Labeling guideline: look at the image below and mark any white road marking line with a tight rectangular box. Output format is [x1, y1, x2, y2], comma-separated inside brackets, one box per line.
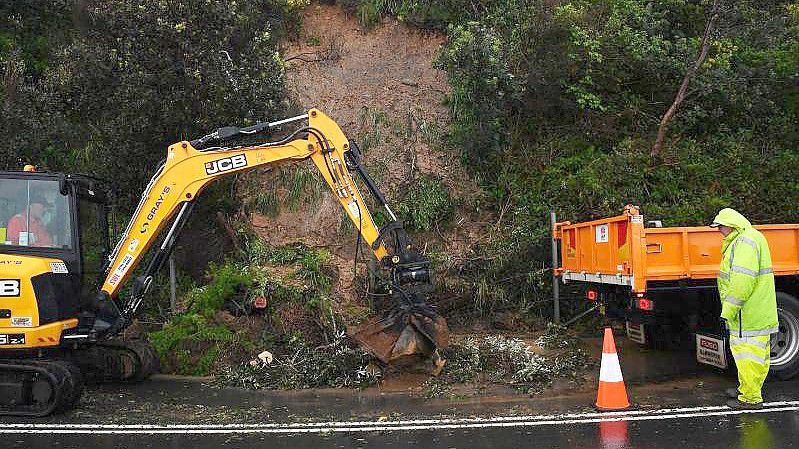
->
[6, 401, 799, 429]
[2, 401, 799, 434]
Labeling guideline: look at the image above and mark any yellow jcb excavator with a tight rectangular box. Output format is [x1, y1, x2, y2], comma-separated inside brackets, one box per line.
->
[0, 109, 448, 416]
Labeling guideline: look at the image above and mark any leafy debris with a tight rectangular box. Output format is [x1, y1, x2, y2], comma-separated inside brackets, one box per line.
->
[216, 332, 380, 390]
[429, 324, 593, 396]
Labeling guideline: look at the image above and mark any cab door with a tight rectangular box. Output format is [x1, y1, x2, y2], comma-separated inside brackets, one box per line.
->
[76, 192, 110, 305]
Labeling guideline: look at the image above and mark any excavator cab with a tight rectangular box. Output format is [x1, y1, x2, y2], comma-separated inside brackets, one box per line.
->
[0, 170, 127, 416]
[0, 170, 111, 345]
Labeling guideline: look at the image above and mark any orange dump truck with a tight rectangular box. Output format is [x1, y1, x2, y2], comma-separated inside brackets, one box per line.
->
[553, 205, 799, 379]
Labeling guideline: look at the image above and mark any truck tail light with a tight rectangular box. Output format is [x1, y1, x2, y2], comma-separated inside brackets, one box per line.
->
[637, 298, 654, 311]
[587, 289, 598, 301]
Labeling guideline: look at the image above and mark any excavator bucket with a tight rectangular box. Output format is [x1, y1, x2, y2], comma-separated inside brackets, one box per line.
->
[350, 294, 449, 364]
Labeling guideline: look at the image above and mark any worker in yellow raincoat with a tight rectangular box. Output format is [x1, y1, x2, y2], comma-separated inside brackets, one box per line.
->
[711, 208, 778, 409]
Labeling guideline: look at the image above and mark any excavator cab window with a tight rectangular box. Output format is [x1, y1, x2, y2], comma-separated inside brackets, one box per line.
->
[0, 177, 73, 249]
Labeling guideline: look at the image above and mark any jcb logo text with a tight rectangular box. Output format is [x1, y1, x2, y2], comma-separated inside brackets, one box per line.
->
[0, 280, 20, 297]
[205, 154, 247, 175]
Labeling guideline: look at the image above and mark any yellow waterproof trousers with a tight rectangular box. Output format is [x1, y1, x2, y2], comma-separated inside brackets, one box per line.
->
[730, 335, 771, 404]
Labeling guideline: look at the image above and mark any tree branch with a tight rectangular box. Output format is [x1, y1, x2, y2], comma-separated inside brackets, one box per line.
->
[651, 0, 721, 158]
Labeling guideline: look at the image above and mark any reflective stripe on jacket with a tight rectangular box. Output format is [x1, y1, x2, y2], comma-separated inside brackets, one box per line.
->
[714, 208, 778, 336]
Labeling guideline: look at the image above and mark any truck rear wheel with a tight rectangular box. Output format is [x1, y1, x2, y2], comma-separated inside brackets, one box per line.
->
[770, 292, 799, 380]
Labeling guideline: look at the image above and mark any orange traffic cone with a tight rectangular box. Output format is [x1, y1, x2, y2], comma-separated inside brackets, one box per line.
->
[596, 327, 630, 410]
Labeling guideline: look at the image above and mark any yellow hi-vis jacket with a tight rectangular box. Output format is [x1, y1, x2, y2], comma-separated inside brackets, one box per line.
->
[714, 208, 778, 337]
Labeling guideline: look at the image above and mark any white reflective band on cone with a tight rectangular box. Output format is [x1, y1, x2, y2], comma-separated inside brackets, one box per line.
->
[599, 353, 624, 382]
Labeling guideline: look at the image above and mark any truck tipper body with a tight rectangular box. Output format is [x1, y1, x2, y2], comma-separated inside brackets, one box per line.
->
[553, 206, 799, 379]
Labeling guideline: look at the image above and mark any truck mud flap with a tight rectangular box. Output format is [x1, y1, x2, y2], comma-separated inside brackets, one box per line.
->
[626, 321, 646, 345]
[695, 333, 728, 369]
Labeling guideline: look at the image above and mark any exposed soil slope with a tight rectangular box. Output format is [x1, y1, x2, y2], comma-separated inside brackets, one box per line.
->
[250, 3, 489, 313]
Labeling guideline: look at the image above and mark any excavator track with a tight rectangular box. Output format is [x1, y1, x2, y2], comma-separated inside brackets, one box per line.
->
[0, 339, 157, 417]
[73, 338, 160, 383]
[0, 359, 83, 417]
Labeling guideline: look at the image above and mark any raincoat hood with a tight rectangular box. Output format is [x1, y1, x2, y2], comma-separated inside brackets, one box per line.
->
[712, 208, 751, 231]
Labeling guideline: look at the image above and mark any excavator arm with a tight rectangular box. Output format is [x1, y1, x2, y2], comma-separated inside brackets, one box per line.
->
[96, 109, 447, 363]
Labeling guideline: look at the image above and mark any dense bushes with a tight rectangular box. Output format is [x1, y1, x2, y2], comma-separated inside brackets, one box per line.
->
[148, 262, 255, 375]
[0, 0, 306, 208]
[436, 1, 798, 159]
[441, 1, 798, 316]
[0, 0, 309, 324]
[341, 0, 799, 317]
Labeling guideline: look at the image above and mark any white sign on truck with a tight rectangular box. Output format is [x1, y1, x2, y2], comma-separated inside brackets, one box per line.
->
[595, 224, 609, 243]
[696, 334, 728, 369]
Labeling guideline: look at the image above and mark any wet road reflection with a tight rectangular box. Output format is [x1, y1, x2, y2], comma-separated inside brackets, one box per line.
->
[599, 420, 629, 449]
[738, 415, 774, 449]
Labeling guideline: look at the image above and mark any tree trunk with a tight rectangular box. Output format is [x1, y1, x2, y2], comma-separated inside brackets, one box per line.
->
[216, 211, 241, 252]
[651, 0, 721, 158]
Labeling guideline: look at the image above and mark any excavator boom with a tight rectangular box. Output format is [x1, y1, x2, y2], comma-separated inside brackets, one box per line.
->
[0, 109, 446, 417]
[98, 108, 447, 363]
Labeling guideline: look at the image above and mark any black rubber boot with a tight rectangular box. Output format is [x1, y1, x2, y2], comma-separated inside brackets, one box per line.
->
[726, 399, 763, 410]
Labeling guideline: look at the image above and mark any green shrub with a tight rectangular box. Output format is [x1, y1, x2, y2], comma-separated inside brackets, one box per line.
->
[396, 175, 455, 231]
[357, 1, 382, 28]
[147, 260, 259, 375]
[148, 313, 238, 375]
[187, 263, 254, 316]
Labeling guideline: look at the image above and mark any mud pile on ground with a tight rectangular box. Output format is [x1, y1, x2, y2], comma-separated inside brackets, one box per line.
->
[149, 242, 593, 392]
[213, 322, 594, 395]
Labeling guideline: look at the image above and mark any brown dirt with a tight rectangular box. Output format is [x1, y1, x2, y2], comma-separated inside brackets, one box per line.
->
[284, 4, 449, 148]
[248, 3, 493, 313]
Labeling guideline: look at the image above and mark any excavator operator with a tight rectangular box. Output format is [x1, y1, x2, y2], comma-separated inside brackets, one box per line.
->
[7, 192, 54, 247]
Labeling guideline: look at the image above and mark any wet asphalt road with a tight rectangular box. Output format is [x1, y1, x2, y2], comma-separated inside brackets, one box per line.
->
[5, 338, 799, 448]
[5, 406, 798, 449]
